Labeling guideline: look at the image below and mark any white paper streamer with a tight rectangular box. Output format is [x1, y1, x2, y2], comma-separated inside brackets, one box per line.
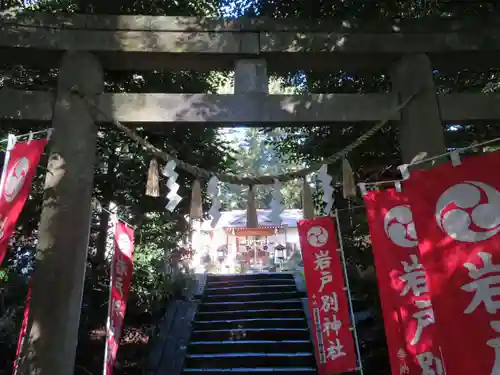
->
[358, 182, 368, 197]
[270, 178, 282, 225]
[398, 164, 410, 180]
[207, 176, 222, 228]
[450, 150, 462, 167]
[318, 164, 334, 214]
[162, 160, 182, 212]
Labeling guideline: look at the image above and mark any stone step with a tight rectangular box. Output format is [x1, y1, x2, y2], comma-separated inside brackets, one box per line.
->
[203, 291, 301, 303]
[193, 317, 309, 330]
[184, 352, 316, 369]
[182, 367, 317, 374]
[187, 340, 314, 355]
[182, 273, 317, 375]
[190, 328, 311, 342]
[207, 273, 294, 282]
[196, 308, 305, 320]
[205, 283, 297, 295]
[198, 299, 303, 312]
[206, 278, 295, 288]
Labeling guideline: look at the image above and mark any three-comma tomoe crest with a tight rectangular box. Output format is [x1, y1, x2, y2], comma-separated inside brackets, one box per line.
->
[307, 226, 329, 248]
[4, 157, 30, 203]
[435, 181, 500, 243]
[384, 205, 418, 248]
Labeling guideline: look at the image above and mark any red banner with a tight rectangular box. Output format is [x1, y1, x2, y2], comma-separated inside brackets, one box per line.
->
[104, 220, 134, 375]
[12, 283, 31, 375]
[364, 187, 445, 375]
[0, 138, 47, 265]
[298, 216, 357, 375]
[403, 150, 500, 375]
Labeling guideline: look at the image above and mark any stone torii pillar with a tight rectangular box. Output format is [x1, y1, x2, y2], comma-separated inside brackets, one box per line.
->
[234, 59, 268, 94]
[234, 59, 269, 126]
[390, 54, 446, 164]
[18, 51, 103, 375]
[232, 59, 269, 272]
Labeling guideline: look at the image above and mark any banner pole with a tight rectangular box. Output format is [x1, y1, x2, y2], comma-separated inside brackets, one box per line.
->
[102, 217, 118, 375]
[334, 209, 364, 375]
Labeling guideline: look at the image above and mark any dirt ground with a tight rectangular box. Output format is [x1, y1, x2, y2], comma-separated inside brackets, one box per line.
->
[75, 321, 153, 375]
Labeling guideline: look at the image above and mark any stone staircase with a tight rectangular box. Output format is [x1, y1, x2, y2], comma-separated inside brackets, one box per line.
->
[182, 273, 317, 375]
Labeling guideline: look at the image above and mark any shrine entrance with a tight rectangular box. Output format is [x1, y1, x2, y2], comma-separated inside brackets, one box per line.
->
[199, 209, 302, 274]
[229, 227, 286, 271]
[2, 10, 500, 375]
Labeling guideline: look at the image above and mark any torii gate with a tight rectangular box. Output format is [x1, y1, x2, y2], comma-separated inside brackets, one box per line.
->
[2, 12, 500, 374]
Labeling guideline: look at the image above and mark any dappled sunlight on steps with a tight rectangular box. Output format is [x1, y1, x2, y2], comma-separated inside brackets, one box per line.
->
[182, 273, 318, 375]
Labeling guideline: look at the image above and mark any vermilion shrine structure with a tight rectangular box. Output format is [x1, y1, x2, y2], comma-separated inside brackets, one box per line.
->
[1, 12, 500, 374]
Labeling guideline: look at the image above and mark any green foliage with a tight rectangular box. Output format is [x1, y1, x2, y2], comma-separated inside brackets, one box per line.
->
[131, 243, 166, 306]
[221, 127, 303, 209]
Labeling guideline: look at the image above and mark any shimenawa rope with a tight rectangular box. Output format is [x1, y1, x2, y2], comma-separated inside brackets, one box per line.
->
[71, 88, 418, 186]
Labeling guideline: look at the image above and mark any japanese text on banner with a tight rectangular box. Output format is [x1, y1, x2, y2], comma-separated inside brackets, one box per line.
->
[0, 139, 47, 265]
[298, 216, 357, 375]
[364, 188, 445, 375]
[104, 221, 134, 375]
[403, 150, 500, 375]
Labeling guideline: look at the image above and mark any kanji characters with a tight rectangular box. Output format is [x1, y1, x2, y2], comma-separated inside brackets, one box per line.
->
[305, 231, 354, 369]
[319, 271, 333, 292]
[321, 292, 339, 313]
[114, 253, 129, 297]
[397, 347, 410, 374]
[397, 348, 407, 359]
[313, 250, 334, 292]
[326, 338, 346, 361]
[115, 256, 128, 277]
[462, 252, 500, 314]
[112, 299, 124, 319]
[314, 250, 332, 271]
[115, 277, 124, 297]
[416, 352, 444, 375]
[398, 252, 435, 346]
[323, 315, 342, 336]
[106, 338, 117, 364]
[400, 254, 428, 297]
[487, 321, 500, 375]
[399, 363, 410, 374]
[461, 252, 500, 375]
[411, 300, 435, 345]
